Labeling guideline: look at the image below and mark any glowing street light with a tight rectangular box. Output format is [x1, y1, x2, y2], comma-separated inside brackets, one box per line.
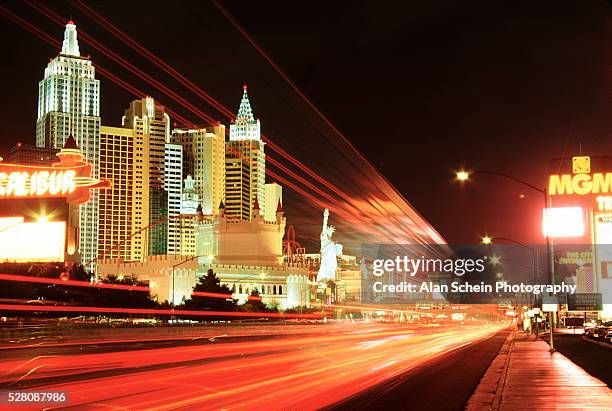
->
[478, 234, 539, 336]
[455, 170, 471, 182]
[488, 253, 502, 266]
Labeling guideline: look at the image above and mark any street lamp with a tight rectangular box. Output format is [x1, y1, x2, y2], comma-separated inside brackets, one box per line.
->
[84, 213, 197, 272]
[455, 170, 471, 182]
[456, 168, 556, 352]
[481, 235, 539, 336]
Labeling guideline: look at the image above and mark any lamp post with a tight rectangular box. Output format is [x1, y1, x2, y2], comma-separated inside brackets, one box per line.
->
[83, 213, 198, 281]
[457, 169, 556, 352]
[482, 235, 538, 336]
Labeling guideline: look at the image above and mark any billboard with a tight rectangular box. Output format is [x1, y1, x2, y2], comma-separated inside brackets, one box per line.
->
[0, 217, 66, 262]
[567, 293, 603, 311]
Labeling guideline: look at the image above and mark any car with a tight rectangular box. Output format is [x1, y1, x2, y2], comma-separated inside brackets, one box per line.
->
[592, 321, 612, 340]
[584, 320, 600, 338]
[605, 330, 612, 344]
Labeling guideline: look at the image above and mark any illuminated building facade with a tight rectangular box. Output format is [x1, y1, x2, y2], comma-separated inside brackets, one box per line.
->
[228, 86, 266, 219]
[97, 255, 199, 304]
[122, 97, 171, 257]
[180, 175, 200, 214]
[265, 183, 282, 222]
[165, 143, 183, 255]
[178, 176, 200, 256]
[194, 200, 309, 308]
[547, 155, 612, 319]
[8, 144, 59, 166]
[224, 152, 251, 220]
[171, 125, 225, 216]
[35, 21, 101, 267]
[0, 137, 110, 264]
[98, 126, 136, 260]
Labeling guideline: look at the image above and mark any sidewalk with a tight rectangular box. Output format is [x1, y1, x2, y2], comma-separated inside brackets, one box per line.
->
[467, 331, 612, 410]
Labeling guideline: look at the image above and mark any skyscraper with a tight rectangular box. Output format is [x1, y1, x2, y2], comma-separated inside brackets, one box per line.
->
[122, 97, 171, 256]
[98, 126, 136, 260]
[171, 125, 225, 216]
[178, 175, 200, 256]
[36, 21, 101, 267]
[224, 154, 251, 220]
[165, 143, 183, 255]
[227, 85, 266, 219]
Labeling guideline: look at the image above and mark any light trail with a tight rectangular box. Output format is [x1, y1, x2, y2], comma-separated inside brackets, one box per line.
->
[0, 304, 323, 320]
[4, 2, 449, 248]
[0, 273, 149, 292]
[0, 322, 506, 409]
[0, 3, 375, 238]
[210, 0, 448, 246]
[0, 272, 491, 319]
[26, 0, 377, 232]
[39, 0, 432, 244]
[70, 0, 364, 209]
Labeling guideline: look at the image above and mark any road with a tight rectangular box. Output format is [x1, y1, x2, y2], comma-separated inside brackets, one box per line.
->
[548, 331, 612, 387]
[327, 328, 510, 410]
[0, 322, 508, 410]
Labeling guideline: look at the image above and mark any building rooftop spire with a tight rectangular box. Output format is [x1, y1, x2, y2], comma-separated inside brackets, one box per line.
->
[236, 84, 255, 122]
[63, 135, 79, 150]
[61, 20, 80, 57]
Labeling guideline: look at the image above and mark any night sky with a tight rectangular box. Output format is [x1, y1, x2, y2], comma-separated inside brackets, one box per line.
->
[0, 1, 610, 248]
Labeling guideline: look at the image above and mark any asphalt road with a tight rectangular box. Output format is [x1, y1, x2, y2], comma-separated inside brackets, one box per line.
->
[327, 329, 510, 411]
[0, 322, 507, 410]
[549, 333, 612, 387]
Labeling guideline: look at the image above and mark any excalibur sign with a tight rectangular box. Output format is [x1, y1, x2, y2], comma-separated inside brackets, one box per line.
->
[0, 139, 110, 204]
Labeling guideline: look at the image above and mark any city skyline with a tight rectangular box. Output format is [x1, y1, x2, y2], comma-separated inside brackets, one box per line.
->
[0, 3, 610, 410]
[0, 1, 609, 247]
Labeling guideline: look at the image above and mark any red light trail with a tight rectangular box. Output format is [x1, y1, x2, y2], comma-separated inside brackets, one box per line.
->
[0, 273, 149, 292]
[1, 1, 449, 248]
[0, 304, 323, 319]
[0, 322, 506, 409]
[22, 0, 426, 243]
[0, 3, 369, 237]
[70, 0, 364, 208]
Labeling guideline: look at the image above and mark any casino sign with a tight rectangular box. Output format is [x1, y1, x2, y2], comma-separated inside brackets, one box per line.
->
[547, 155, 612, 312]
[0, 137, 110, 204]
[0, 136, 110, 263]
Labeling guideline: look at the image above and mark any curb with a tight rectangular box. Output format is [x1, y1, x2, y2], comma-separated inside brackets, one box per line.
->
[465, 329, 516, 411]
[581, 335, 612, 350]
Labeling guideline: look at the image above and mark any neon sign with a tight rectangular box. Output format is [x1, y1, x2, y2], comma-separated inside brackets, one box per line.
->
[596, 196, 612, 212]
[548, 173, 612, 196]
[0, 144, 110, 204]
[0, 170, 77, 196]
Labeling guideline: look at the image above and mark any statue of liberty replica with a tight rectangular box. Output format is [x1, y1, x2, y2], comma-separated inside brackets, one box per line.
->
[317, 208, 343, 284]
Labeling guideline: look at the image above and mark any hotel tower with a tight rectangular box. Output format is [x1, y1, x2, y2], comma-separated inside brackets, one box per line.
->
[35, 21, 101, 267]
[226, 85, 266, 220]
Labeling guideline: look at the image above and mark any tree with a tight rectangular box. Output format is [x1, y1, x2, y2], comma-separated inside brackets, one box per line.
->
[182, 269, 236, 312]
[238, 289, 278, 313]
[89, 274, 158, 309]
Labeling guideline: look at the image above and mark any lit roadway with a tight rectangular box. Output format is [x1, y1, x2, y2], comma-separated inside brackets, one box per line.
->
[0, 322, 509, 410]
